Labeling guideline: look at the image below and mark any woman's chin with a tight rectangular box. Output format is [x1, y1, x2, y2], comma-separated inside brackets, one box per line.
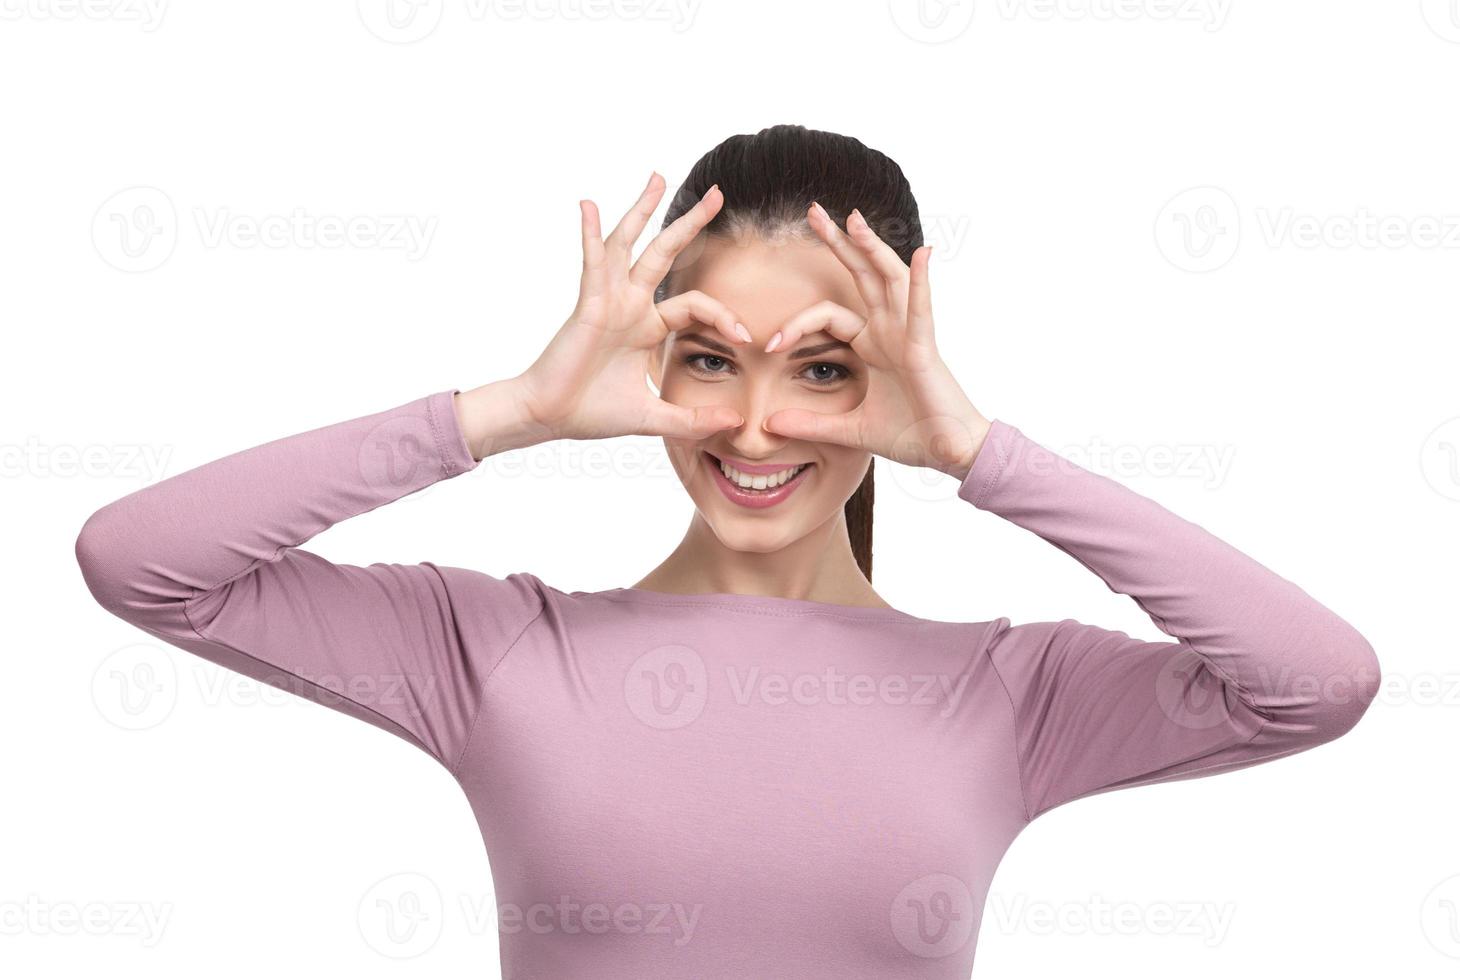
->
[698, 511, 805, 556]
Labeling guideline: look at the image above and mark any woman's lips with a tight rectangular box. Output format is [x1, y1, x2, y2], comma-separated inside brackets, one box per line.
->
[703, 452, 813, 510]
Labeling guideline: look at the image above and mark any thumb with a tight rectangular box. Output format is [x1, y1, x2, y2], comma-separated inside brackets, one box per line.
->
[641, 401, 744, 440]
[762, 407, 862, 448]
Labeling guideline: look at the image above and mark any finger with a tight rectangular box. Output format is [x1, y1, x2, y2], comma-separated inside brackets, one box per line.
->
[629, 184, 723, 290]
[579, 199, 606, 300]
[657, 290, 753, 347]
[847, 208, 913, 284]
[762, 405, 865, 449]
[639, 399, 744, 440]
[805, 202, 888, 312]
[604, 171, 667, 263]
[907, 245, 935, 344]
[764, 299, 865, 354]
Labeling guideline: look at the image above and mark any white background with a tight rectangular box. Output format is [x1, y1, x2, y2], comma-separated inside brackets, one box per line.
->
[3, 1, 1457, 976]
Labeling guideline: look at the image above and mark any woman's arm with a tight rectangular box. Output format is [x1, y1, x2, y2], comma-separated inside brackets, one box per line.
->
[74, 388, 546, 772]
[74, 173, 754, 772]
[763, 205, 1379, 821]
[963, 420, 1381, 821]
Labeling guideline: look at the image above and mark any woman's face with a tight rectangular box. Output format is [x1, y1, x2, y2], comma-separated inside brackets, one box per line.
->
[655, 231, 872, 556]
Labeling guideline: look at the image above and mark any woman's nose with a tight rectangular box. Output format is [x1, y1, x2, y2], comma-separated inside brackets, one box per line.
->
[720, 389, 784, 452]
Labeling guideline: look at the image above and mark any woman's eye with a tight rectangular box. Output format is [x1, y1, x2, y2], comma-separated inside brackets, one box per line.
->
[685, 353, 734, 376]
[799, 362, 852, 386]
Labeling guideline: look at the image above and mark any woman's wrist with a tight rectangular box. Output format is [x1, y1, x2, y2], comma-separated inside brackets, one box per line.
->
[452, 378, 551, 461]
[932, 411, 993, 482]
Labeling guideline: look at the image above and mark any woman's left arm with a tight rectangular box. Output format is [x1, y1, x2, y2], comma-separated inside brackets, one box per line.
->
[765, 204, 1380, 821]
[955, 417, 1380, 820]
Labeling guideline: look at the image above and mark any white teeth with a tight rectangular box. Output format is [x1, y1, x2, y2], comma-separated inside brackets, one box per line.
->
[717, 458, 808, 490]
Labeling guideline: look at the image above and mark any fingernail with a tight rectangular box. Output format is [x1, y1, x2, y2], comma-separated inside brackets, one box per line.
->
[850, 209, 866, 229]
[764, 330, 782, 353]
[734, 322, 752, 343]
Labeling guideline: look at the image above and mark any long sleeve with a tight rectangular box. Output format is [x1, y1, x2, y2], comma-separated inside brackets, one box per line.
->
[74, 389, 545, 773]
[963, 420, 1380, 822]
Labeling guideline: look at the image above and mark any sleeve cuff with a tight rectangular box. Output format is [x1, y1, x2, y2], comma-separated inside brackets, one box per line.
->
[425, 389, 481, 478]
[956, 418, 1020, 509]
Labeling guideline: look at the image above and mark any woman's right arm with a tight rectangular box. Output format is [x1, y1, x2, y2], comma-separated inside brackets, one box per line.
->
[74, 386, 547, 773]
[75, 173, 750, 773]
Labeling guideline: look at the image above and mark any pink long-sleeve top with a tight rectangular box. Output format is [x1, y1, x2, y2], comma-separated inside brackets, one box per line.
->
[74, 389, 1380, 978]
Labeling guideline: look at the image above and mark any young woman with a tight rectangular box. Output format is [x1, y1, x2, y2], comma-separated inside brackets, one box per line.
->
[75, 125, 1380, 978]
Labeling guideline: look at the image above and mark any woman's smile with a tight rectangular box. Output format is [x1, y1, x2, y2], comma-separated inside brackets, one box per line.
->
[703, 450, 815, 509]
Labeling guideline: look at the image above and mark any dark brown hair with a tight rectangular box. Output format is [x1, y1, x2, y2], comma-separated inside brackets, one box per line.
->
[656, 123, 924, 583]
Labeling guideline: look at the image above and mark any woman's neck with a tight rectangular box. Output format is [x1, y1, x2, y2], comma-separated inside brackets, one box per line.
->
[632, 513, 890, 609]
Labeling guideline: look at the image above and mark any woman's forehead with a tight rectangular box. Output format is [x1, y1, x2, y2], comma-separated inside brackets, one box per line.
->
[668, 234, 866, 322]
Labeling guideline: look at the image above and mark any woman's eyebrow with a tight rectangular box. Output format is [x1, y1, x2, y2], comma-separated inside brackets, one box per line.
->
[676, 331, 736, 356]
[677, 330, 853, 360]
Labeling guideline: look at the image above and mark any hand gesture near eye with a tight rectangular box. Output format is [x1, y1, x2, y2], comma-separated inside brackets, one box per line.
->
[454, 174, 752, 459]
[761, 204, 992, 479]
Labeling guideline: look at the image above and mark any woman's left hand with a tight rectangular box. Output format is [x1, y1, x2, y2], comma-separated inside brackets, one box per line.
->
[761, 203, 992, 480]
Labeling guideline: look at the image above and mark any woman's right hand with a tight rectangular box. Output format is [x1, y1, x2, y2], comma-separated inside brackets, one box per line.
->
[456, 174, 753, 460]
